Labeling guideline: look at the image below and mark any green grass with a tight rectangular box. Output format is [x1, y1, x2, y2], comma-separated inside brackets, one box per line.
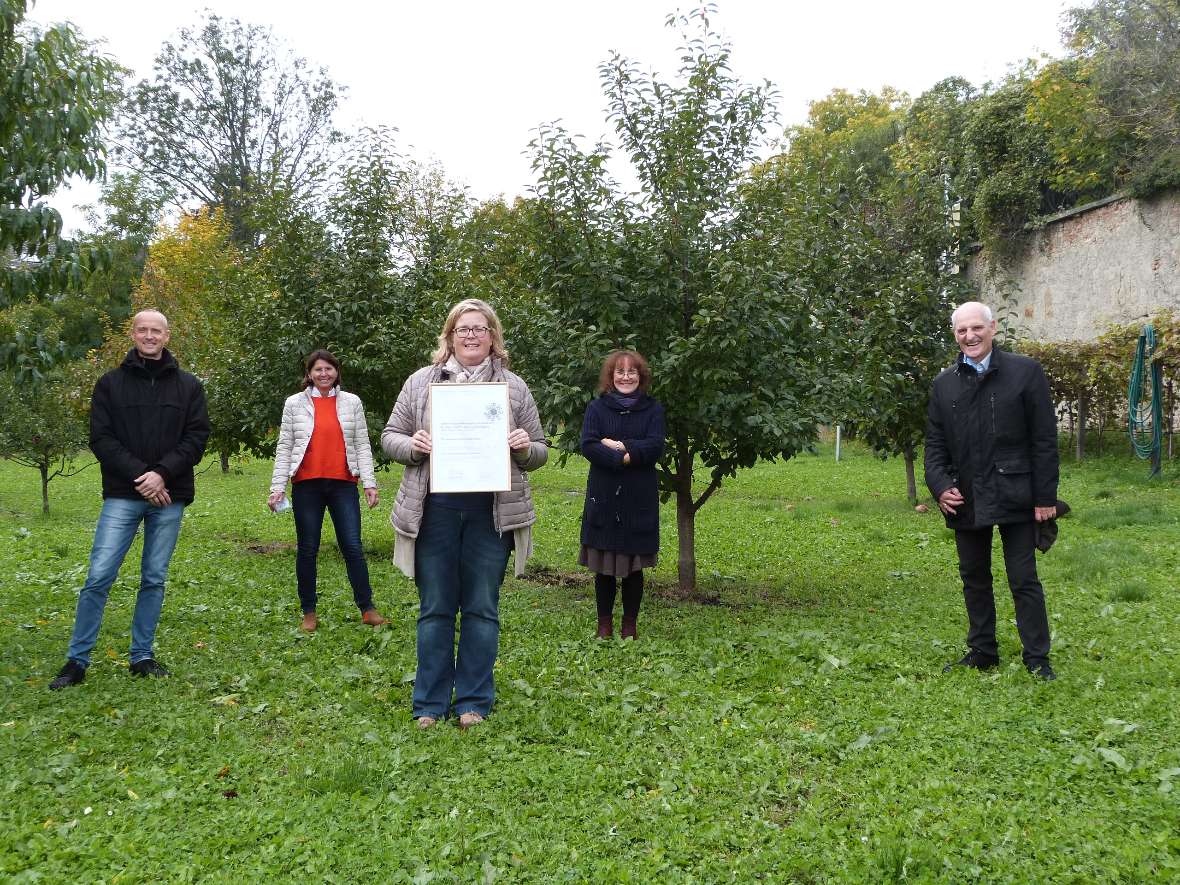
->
[2, 444, 1179, 882]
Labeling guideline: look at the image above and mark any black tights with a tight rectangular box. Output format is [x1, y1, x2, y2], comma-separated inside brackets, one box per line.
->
[595, 571, 644, 619]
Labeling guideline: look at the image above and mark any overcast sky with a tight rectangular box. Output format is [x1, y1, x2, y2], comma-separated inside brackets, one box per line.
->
[31, 0, 1072, 235]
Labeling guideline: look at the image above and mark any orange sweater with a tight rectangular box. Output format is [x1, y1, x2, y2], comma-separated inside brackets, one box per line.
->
[293, 396, 355, 483]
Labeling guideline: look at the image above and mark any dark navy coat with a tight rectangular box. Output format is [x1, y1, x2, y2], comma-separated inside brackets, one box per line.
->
[924, 347, 1058, 529]
[579, 393, 666, 555]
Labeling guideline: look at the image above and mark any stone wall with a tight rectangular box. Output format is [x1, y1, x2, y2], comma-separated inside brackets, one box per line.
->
[966, 190, 1180, 342]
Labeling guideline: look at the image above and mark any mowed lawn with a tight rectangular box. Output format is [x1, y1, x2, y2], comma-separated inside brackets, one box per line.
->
[1, 443, 1178, 882]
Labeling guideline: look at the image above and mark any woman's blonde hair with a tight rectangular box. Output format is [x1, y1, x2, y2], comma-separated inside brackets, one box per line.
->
[430, 298, 510, 366]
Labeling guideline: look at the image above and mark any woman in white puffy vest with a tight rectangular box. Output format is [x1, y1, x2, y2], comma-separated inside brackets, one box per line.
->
[268, 349, 387, 632]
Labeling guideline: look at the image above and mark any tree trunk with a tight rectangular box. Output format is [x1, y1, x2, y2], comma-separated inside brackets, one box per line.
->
[1076, 395, 1087, 462]
[672, 446, 697, 592]
[903, 443, 917, 505]
[220, 451, 230, 473]
[675, 486, 696, 593]
[40, 461, 49, 515]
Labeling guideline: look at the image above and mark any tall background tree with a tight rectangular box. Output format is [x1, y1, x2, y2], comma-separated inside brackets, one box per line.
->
[1065, 0, 1180, 196]
[1, 0, 121, 305]
[520, 8, 836, 592]
[1, 0, 119, 512]
[756, 88, 967, 503]
[115, 12, 343, 246]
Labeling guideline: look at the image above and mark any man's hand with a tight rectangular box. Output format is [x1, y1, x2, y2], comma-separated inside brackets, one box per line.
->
[508, 428, 531, 451]
[938, 486, 965, 516]
[364, 487, 379, 509]
[134, 471, 171, 507]
[1034, 505, 1057, 523]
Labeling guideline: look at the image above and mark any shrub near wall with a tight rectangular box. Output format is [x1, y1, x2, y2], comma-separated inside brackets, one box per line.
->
[1013, 311, 1178, 459]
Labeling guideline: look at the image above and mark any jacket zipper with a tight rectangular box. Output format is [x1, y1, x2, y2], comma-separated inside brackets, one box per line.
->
[990, 394, 995, 434]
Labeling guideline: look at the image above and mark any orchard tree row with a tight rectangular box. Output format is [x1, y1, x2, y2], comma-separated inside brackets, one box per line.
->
[2, 0, 1176, 588]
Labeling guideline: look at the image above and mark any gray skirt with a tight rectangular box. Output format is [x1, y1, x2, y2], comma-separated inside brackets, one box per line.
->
[579, 545, 657, 578]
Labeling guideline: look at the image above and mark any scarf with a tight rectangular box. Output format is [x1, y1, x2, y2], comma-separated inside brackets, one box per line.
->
[443, 354, 494, 383]
[606, 391, 641, 409]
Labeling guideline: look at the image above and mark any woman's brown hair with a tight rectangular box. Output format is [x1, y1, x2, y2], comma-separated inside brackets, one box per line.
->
[302, 349, 342, 389]
[597, 350, 651, 394]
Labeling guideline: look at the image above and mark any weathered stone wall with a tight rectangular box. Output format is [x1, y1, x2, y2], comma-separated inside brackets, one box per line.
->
[966, 190, 1180, 342]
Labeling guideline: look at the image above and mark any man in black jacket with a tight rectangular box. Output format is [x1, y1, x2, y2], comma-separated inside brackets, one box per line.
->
[924, 301, 1059, 681]
[49, 310, 210, 690]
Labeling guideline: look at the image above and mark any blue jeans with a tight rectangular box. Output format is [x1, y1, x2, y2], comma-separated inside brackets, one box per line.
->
[291, 479, 375, 614]
[413, 501, 513, 718]
[67, 497, 186, 667]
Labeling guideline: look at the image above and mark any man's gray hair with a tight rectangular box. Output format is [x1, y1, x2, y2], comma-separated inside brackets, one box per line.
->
[950, 301, 993, 328]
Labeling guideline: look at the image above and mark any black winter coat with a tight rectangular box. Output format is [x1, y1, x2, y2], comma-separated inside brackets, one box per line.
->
[579, 393, 666, 555]
[924, 347, 1058, 529]
[90, 348, 211, 503]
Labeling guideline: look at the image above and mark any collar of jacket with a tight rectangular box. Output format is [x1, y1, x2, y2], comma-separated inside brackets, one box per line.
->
[121, 347, 178, 376]
[955, 346, 1006, 378]
[436, 356, 506, 382]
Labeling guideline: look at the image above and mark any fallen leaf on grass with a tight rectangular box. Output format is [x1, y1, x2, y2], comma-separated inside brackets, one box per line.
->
[1096, 747, 1131, 771]
[216, 766, 230, 778]
[126, 789, 139, 800]
[222, 789, 238, 799]
[914, 504, 929, 513]
[211, 694, 240, 706]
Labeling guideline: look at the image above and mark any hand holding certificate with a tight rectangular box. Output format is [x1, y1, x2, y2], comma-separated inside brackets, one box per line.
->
[429, 382, 512, 493]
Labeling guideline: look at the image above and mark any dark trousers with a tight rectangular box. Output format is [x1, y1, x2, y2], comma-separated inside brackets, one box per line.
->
[291, 478, 374, 614]
[954, 520, 1050, 665]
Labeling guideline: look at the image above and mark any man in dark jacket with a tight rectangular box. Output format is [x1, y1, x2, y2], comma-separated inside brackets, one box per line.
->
[924, 301, 1059, 681]
[49, 310, 210, 690]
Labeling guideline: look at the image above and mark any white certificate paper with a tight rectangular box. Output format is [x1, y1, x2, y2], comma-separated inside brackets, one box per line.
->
[429, 382, 512, 493]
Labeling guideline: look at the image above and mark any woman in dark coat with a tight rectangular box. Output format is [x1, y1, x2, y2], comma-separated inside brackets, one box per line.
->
[579, 350, 666, 639]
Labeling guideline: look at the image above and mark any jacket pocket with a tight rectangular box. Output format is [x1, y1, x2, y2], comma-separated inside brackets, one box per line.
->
[588, 497, 607, 528]
[994, 458, 1033, 510]
[631, 507, 658, 533]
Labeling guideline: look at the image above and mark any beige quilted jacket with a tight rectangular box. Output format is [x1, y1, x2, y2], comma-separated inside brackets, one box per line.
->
[381, 360, 548, 576]
[269, 388, 377, 493]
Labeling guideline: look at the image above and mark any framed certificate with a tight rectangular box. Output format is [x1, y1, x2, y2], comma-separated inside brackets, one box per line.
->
[428, 382, 512, 493]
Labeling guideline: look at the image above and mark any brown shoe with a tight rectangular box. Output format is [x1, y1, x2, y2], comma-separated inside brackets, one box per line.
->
[361, 609, 387, 626]
[458, 711, 484, 730]
[415, 716, 438, 730]
[300, 612, 318, 632]
[620, 616, 637, 640]
[596, 615, 613, 639]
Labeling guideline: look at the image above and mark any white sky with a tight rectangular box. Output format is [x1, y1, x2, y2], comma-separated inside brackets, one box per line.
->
[31, 0, 1071, 235]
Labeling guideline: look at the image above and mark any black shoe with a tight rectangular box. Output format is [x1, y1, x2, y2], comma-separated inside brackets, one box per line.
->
[130, 659, 171, 678]
[1027, 660, 1057, 681]
[943, 651, 1000, 673]
[48, 660, 86, 691]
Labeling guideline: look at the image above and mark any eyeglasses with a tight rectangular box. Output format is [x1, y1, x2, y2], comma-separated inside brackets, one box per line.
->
[454, 325, 490, 338]
[614, 369, 640, 378]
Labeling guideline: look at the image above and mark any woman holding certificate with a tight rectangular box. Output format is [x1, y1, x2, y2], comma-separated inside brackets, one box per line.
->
[579, 350, 665, 639]
[268, 350, 386, 632]
[382, 299, 548, 730]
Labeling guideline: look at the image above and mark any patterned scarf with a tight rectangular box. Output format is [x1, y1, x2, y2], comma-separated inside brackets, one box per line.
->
[443, 354, 494, 383]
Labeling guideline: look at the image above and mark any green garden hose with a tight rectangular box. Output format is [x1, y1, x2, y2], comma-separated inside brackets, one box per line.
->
[1127, 323, 1163, 475]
